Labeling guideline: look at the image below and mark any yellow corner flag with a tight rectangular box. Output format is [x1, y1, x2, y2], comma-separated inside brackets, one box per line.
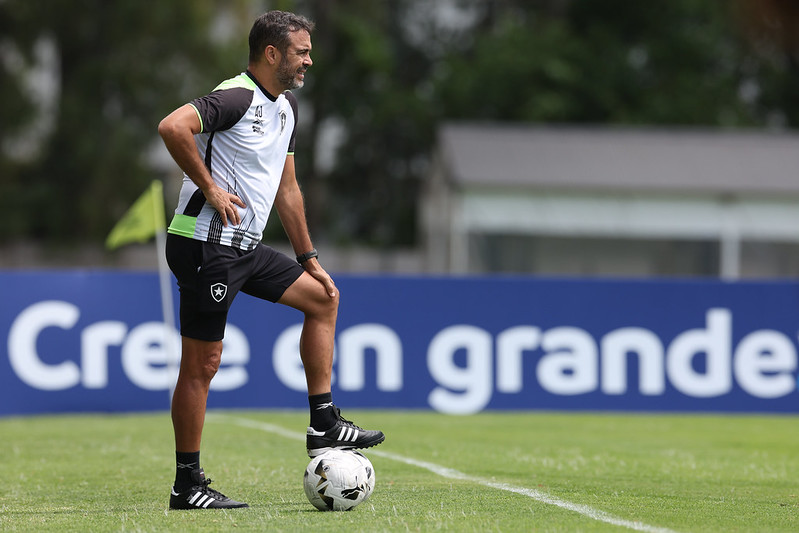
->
[106, 180, 166, 250]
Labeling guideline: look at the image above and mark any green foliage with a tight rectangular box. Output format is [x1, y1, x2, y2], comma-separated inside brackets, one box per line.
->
[1, 0, 797, 247]
[0, 0, 246, 243]
[434, 1, 775, 126]
[297, 0, 436, 246]
[2, 410, 799, 531]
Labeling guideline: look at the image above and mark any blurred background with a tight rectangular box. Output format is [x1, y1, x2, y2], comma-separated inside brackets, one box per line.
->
[2, 0, 799, 278]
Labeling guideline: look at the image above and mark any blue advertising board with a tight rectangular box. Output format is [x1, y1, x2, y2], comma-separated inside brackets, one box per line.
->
[1, 271, 798, 416]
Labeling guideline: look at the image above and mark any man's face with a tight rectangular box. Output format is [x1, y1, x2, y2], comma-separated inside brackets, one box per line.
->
[276, 30, 312, 90]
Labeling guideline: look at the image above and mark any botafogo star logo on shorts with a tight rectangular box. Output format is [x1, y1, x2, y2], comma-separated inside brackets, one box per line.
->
[210, 283, 227, 303]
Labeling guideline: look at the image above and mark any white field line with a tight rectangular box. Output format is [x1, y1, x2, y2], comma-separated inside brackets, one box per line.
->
[218, 415, 678, 533]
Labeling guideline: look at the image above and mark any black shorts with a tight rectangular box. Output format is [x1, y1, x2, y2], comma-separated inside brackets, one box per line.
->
[166, 233, 304, 341]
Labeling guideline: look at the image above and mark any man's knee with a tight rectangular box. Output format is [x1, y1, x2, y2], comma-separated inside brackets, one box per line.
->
[313, 290, 339, 319]
[198, 353, 222, 381]
[294, 282, 339, 319]
[280, 272, 341, 316]
[181, 339, 223, 382]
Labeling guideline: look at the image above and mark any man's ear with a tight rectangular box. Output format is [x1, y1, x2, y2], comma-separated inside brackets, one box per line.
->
[265, 45, 279, 66]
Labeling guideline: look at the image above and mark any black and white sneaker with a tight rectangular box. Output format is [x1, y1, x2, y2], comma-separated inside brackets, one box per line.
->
[306, 407, 385, 457]
[169, 468, 248, 510]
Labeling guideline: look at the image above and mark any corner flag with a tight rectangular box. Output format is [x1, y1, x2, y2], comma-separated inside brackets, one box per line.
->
[105, 179, 179, 403]
[106, 180, 166, 250]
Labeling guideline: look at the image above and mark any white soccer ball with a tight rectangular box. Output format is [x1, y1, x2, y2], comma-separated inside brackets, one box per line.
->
[303, 449, 375, 511]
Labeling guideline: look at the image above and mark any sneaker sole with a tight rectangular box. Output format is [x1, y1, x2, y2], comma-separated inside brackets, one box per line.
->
[169, 503, 249, 510]
[307, 434, 385, 457]
[169, 490, 249, 510]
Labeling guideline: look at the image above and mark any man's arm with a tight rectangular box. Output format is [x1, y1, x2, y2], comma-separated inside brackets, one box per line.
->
[157, 104, 245, 227]
[275, 155, 337, 298]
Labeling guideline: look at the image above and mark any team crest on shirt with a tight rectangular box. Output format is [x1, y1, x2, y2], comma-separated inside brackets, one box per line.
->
[279, 110, 287, 135]
[210, 283, 227, 303]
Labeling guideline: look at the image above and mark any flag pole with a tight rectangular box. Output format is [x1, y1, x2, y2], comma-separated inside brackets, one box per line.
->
[106, 180, 178, 406]
[156, 227, 179, 405]
[150, 181, 180, 405]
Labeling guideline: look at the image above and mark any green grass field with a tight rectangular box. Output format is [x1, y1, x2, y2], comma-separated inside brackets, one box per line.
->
[1, 410, 798, 532]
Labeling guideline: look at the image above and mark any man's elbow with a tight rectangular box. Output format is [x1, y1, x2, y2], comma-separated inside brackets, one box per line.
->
[157, 117, 176, 141]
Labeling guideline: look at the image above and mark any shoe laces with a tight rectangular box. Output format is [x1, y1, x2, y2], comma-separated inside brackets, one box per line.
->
[195, 476, 226, 500]
[335, 407, 364, 430]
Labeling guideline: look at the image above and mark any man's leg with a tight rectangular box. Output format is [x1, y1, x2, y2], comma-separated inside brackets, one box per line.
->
[171, 337, 222, 453]
[278, 272, 338, 395]
[278, 272, 385, 456]
[169, 337, 248, 509]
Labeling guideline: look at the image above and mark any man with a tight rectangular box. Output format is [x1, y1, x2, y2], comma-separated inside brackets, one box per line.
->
[158, 11, 384, 510]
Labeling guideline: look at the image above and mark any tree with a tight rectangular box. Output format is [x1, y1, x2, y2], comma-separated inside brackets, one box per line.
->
[292, 0, 437, 247]
[2, 0, 797, 252]
[433, 0, 778, 127]
[736, 0, 799, 127]
[299, 0, 799, 247]
[0, 0, 248, 245]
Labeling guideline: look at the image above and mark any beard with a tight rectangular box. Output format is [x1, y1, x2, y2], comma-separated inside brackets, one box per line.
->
[277, 56, 304, 90]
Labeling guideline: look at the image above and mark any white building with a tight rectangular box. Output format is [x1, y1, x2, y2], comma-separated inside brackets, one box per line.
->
[423, 123, 799, 278]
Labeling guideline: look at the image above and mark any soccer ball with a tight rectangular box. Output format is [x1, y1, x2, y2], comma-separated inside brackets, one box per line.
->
[303, 450, 375, 511]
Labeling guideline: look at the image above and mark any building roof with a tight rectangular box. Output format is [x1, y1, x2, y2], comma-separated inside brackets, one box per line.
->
[439, 123, 799, 195]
